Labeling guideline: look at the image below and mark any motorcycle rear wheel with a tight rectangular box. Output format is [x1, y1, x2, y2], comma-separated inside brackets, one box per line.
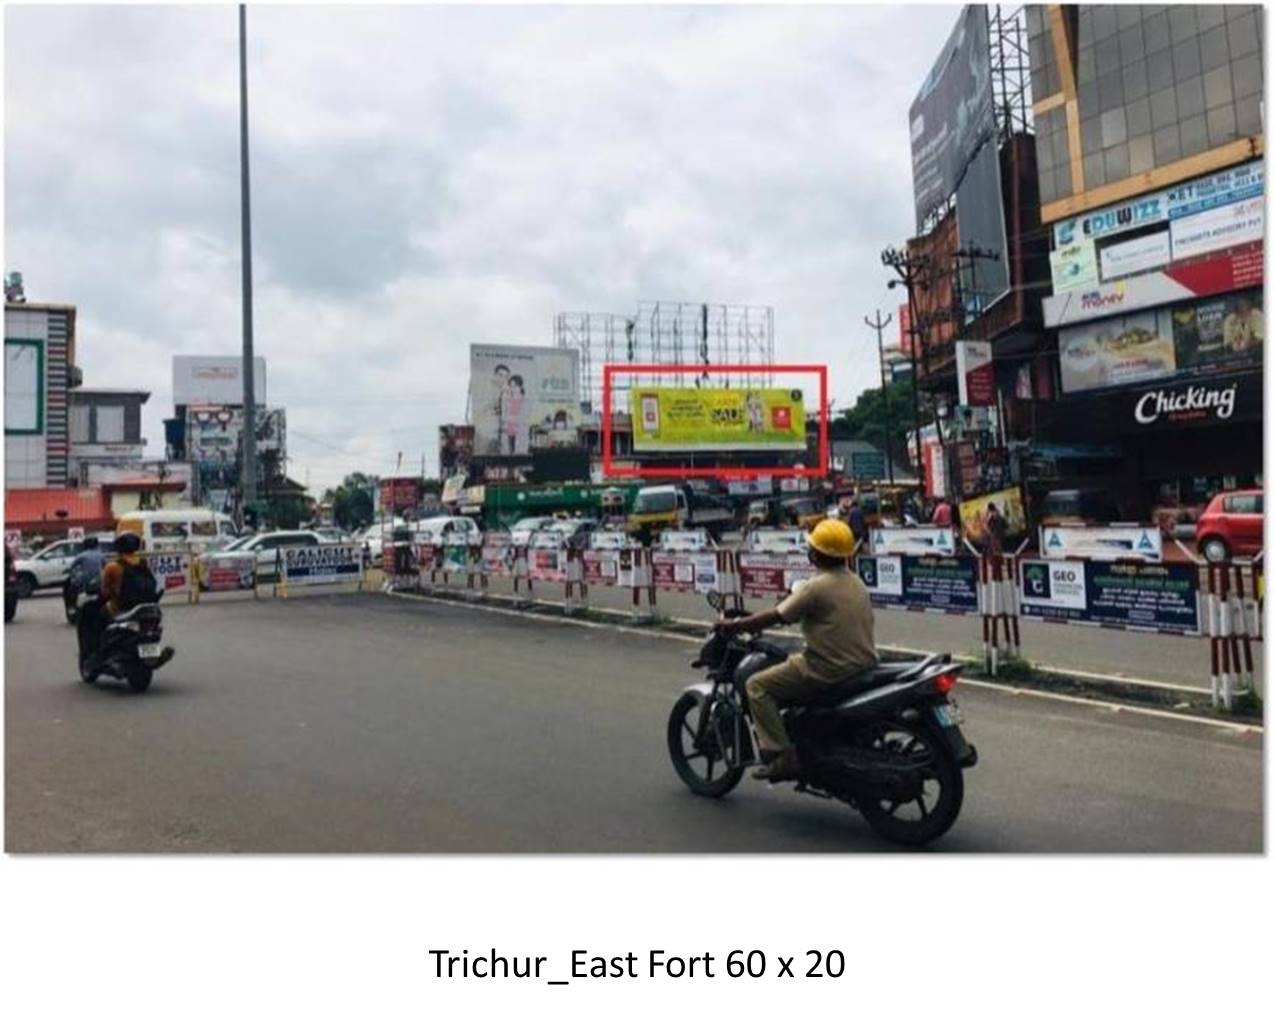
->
[667, 692, 744, 798]
[126, 666, 153, 693]
[857, 721, 963, 846]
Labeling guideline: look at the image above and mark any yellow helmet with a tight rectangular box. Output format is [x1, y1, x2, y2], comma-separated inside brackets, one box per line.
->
[806, 518, 856, 559]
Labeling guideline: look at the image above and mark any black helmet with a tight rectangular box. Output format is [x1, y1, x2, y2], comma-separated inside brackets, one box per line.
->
[82, 535, 99, 549]
[115, 532, 142, 553]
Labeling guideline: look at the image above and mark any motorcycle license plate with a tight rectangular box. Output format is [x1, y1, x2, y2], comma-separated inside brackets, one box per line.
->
[137, 643, 162, 659]
[933, 702, 962, 727]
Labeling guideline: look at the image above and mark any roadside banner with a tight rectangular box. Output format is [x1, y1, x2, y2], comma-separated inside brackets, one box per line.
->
[869, 526, 956, 556]
[651, 550, 720, 594]
[855, 555, 979, 613]
[480, 532, 516, 577]
[658, 529, 711, 551]
[144, 551, 193, 597]
[440, 533, 470, 573]
[1039, 525, 1162, 561]
[746, 528, 807, 553]
[527, 543, 569, 582]
[203, 555, 255, 592]
[736, 550, 816, 598]
[581, 548, 634, 587]
[589, 530, 633, 551]
[282, 544, 363, 586]
[1018, 557, 1200, 634]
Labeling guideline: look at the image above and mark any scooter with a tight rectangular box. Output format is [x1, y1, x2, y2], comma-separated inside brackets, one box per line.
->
[80, 591, 175, 694]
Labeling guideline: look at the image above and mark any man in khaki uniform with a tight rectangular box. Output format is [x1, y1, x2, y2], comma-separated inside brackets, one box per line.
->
[714, 518, 876, 782]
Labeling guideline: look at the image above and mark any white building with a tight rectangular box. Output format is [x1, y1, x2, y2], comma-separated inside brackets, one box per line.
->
[4, 301, 78, 489]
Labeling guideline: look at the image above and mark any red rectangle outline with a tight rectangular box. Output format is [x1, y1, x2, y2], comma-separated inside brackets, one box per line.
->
[601, 364, 828, 480]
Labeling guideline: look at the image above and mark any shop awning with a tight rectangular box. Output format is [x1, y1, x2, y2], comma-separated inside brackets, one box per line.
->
[4, 488, 114, 536]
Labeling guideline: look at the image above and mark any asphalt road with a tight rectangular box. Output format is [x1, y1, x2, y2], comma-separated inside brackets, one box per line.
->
[4, 592, 1262, 853]
[467, 573, 1262, 693]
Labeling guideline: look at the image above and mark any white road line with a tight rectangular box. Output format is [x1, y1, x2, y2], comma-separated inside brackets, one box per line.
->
[385, 589, 1261, 735]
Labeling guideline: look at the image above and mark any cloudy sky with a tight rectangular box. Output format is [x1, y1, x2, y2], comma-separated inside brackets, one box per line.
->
[5, 2, 958, 492]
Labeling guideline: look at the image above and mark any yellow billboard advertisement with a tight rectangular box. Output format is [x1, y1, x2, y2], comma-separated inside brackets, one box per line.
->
[630, 387, 807, 451]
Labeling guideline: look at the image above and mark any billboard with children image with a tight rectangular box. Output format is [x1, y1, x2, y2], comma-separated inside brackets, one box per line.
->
[468, 345, 580, 457]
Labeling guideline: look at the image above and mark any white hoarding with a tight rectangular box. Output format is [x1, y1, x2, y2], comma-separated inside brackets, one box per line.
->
[869, 527, 956, 557]
[173, 356, 267, 407]
[1039, 525, 1163, 562]
[1170, 196, 1265, 261]
[1050, 239, 1099, 291]
[468, 344, 580, 457]
[1100, 231, 1171, 281]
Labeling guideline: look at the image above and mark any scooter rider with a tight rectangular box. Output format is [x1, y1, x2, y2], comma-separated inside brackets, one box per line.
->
[713, 518, 877, 783]
[67, 535, 107, 594]
[77, 531, 153, 670]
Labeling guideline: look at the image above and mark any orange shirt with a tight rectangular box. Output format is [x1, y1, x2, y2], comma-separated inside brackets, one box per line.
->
[100, 552, 142, 615]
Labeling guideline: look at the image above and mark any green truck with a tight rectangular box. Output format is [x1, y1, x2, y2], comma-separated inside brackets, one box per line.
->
[481, 482, 643, 529]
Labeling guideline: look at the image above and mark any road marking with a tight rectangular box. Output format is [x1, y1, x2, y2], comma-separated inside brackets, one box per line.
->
[385, 589, 1261, 735]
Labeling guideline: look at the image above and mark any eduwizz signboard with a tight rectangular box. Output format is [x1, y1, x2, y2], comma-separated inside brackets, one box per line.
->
[630, 386, 806, 453]
[908, 4, 995, 227]
[1053, 160, 1264, 248]
[855, 555, 979, 613]
[1018, 558, 1200, 634]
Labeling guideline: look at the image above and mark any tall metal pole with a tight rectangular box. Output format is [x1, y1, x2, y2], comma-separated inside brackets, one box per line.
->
[864, 310, 895, 484]
[239, 3, 259, 516]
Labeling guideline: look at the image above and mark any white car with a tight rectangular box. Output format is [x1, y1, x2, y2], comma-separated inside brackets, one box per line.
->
[508, 516, 556, 548]
[198, 530, 328, 589]
[411, 516, 482, 547]
[11, 535, 114, 597]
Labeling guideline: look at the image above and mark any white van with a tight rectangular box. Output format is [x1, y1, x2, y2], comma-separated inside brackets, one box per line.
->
[116, 509, 239, 554]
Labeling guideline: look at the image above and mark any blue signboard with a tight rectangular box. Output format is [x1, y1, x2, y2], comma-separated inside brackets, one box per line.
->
[1018, 558, 1199, 633]
[856, 555, 979, 613]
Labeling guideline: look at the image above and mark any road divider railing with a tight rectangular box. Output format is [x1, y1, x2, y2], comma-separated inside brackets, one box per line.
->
[1203, 558, 1261, 710]
[578, 531, 653, 621]
[521, 531, 585, 611]
[650, 528, 741, 611]
[737, 528, 816, 603]
[141, 550, 197, 604]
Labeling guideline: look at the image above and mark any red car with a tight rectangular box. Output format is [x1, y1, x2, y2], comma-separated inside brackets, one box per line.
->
[1196, 489, 1264, 562]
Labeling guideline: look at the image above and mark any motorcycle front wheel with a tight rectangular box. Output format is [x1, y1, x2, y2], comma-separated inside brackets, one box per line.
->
[667, 692, 744, 798]
[857, 720, 963, 846]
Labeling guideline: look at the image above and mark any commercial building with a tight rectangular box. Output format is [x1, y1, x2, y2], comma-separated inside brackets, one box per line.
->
[68, 387, 150, 482]
[1024, 3, 1264, 521]
[4, 300, 79, 489]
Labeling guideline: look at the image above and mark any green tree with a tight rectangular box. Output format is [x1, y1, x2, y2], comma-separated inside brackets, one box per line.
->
[831, 378, 926, 454]
[328, 472, 378, 531]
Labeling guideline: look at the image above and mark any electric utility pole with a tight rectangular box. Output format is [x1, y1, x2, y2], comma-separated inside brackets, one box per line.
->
[882, 246, 929, 476]
[239, 3, 259, 517]
[864, 309, 895, 484]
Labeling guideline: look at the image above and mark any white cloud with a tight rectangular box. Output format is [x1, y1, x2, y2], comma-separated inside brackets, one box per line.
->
[5, 3, 959, 492]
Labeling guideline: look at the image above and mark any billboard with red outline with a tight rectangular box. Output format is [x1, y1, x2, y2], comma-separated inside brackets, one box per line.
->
[602, 364, 827, 480]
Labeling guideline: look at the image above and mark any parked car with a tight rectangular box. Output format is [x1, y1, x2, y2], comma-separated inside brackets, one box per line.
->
[197, 530, 328, 589]
[412, 515, 482, 546]
[1196, 489, 1264, 562]
[508, 515, 556, 548]
[10, 535, 114, 597]
[545, 517, 600, 551]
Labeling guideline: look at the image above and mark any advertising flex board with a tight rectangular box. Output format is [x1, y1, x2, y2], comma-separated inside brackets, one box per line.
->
[630, 387, 806, 452]
[173, 356, 266, 407]
[1100, 231, 1171, 281]
[737, 551, 817, 598]
[855, 555, 979, 613]
[869, 526, 957, 557]
[1170, 196, 1264, 260]
[1039, 526, 1163, 562]
[908, 4, 995, 227]
[1050, 240, 1099, 292]
[1059, 288, 1263, 394]
[650, 550, 719, 593]
[282, 544, 363, 585]
[1018, 558, 1199, 633]
[958, 487, 1026, 548]
[469, 344, 580, 457]
[955, 340, 995, 406]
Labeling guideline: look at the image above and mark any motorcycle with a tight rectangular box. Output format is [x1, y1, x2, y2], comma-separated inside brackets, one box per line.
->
[79, 591, 175, 694]
[667, 591, 978, 846]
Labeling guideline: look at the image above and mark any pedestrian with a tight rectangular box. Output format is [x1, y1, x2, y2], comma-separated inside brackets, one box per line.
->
[931, 497, 953, 527]
[985, 502, 1008, 555]
[846, 497, 868, 547]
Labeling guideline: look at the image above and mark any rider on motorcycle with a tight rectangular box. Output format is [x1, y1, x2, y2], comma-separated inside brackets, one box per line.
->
[77, 532, 154, 668]
[713, 518, 877, 782]
[68, 535, 107, 594]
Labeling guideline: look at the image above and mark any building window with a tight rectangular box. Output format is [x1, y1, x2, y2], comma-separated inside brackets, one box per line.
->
[70, 404, 90, 444]
[96, 405, 125, 443]
[4, 339, 43, 435]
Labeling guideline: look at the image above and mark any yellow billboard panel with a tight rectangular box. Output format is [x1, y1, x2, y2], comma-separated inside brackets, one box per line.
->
[630, 387, 807, 451]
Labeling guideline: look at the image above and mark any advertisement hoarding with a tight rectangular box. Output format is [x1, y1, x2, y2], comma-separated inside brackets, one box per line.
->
[650, 550, 719, 593]
[908, 4, 995, 227]
[1018, 558, 1199, 633]
[956, 340, 995, 406]
[737, 551, 817, 598]
[958, 487, 1027, 547]
[1039, 526, 1163, 562]
[173, 356, 266, 407]
[282, 544, 363, 585]
[855, 554, 979, 613]
[469, 345, 580, 457]
[1170, 195, 1264, 260]
[439, 424, 475, 478]
[630, 387, 806, 452]
[1059, 288, 1262, 394]
[1051, 240, 1099, 292]
[869, 527, 957, 557]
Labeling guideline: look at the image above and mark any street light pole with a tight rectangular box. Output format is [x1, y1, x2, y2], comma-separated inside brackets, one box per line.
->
[238, 3, 259, 518]
[864, 309, 894, 484]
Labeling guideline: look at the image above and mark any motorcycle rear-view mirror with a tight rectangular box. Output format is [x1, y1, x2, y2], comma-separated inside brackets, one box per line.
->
[705, 590, 724, 612]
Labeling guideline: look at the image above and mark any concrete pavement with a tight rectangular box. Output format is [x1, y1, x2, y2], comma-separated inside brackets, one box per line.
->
[4, 591, 1262, 853]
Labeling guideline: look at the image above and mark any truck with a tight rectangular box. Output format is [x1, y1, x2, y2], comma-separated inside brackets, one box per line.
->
[480, 482, 643, 530]
[627, 483, 738, 544]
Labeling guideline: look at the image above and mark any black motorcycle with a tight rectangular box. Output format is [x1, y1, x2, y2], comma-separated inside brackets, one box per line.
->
[667, 593, 977, 846]
[80, 593, 175, 694]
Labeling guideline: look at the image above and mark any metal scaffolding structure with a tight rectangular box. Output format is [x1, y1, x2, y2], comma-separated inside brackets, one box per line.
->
[990, 5, 1034, 141]
[555, 301, 775, 411]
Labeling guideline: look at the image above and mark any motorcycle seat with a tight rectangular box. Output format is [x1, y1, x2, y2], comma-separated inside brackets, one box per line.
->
[797, 655, 941, 710]
[111, 603, 161, 623]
